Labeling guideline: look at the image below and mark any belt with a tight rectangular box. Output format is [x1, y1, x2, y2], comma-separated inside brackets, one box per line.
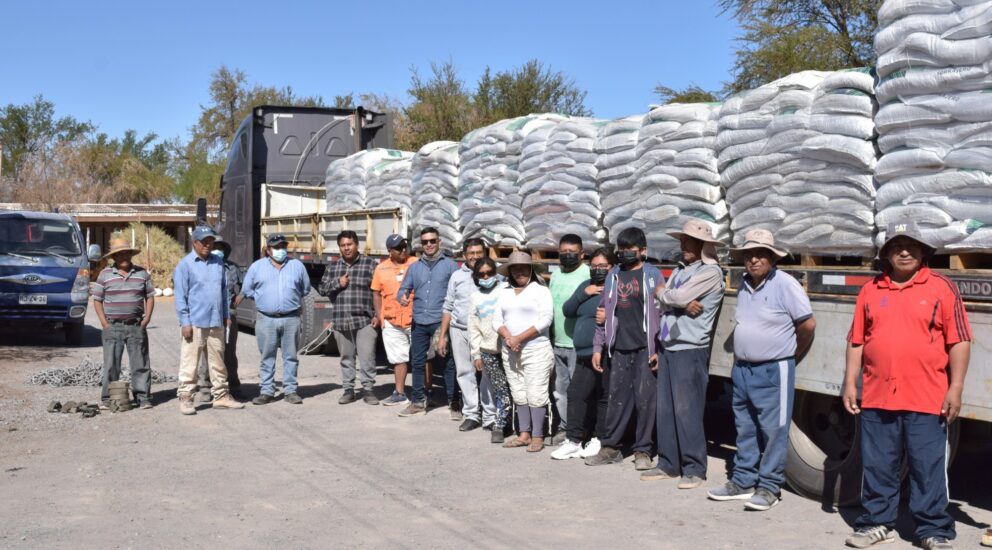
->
[734, 357, 793, 367]
[259, 309, 300, 318]
[109, 318, 142, 325]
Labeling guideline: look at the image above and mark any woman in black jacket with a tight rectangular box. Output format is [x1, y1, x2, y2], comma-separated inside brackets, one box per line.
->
[550, 247, 616, 460]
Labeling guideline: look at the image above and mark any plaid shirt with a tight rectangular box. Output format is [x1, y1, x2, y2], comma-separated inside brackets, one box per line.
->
[319, 254, 378, 331]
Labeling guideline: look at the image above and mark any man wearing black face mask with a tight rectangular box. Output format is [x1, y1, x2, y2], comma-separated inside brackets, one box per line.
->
[549, 234, 590, 446]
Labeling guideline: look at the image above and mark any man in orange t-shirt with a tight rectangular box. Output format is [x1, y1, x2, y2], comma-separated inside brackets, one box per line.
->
[371, 234, 418, 406]
[842, 221, 971, 550]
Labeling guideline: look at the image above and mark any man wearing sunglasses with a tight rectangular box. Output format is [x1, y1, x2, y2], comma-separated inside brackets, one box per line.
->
[397, 227, 460, 417]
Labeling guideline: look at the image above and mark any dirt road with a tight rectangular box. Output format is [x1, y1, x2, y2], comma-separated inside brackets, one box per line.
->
[0, 302, 989, 549]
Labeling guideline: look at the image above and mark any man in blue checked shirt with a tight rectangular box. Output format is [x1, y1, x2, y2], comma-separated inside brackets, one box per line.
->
[173, 225, 244, 415]
[238, 234, 312, 406]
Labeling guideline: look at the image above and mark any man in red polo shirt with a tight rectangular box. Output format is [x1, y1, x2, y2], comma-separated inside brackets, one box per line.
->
[842, 221, 972, 550]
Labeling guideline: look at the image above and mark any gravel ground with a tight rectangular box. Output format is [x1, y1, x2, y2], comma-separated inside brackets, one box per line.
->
[0, 300, 989, 549]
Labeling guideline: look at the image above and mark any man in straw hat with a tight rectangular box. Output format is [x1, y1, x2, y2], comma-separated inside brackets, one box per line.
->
[842, 222, 971, 550]
[640, 219, 725, 490]
[173, 225, 244, 415]
[707, 229, 815, 511]
[92, 236, 156, 409]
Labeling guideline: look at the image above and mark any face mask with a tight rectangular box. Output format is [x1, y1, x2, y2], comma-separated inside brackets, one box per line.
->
[211, 249, 225, 259]
[271, 248, 288, 263]
[590, 267, 609, 285]
[617, 249, 641, 267]
[477, 277, 498, 289]
[559, 252, 580, 269]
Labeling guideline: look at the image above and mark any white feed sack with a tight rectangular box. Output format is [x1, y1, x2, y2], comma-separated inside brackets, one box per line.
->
[621, 102, 727, 260]
[411, 141, 462, 247]
[325, 148, 408, 212]
[365, 151, 414, 211]
[458, 114, 566, 246]
[597, 115, 642, 240]
[717, 70, 878, 256]
[521, 117, 607, 249]
[874, 0, 992, 251]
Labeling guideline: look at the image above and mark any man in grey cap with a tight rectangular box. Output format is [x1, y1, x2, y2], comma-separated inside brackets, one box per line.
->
[238, 233, 311, 405]
[640, 219, 725, 490]
[371, 234, 417, 406]
[173, 225, 244, 415]
[843, 222, 971, 550]
[707, 229, 815, 511]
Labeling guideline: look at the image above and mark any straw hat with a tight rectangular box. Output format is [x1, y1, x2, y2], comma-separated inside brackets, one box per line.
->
[666, 219, 722, 244]
[103, 237, 141, 260]
[730, 229, 787, 260]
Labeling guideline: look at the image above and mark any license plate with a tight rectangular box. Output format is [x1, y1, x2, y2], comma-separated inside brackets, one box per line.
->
[18, 294, 48, 305]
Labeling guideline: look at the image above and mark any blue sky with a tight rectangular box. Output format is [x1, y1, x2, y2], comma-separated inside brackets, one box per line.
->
[2, 1, 740, 143]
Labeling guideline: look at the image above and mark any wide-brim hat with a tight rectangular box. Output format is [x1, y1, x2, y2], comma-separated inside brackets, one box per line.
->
[666, 219, 722, 245]
[497, 251, 544, 277]
[878, 221, 936, 257]
[730, 229, 787, 260]
[103, 237, 141, 260]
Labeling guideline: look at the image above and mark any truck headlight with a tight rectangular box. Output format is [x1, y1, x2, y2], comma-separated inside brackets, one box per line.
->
[71, 268, 90, 302]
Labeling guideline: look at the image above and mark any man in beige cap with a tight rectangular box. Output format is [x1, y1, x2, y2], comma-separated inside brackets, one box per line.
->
[707, 229, 815, 511]
[640, 219, 725, 489]
[92, 237, 156, 409]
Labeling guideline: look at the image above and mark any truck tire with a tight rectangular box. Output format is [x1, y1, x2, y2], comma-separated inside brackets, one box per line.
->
[299, 288, 318, 347]
[64, 322, 84, 346]
[785, 390, 862, 506]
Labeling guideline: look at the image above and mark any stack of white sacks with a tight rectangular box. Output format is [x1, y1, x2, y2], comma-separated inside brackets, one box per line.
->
[325, 148, 407, 212]
[597, 116, 642, 245]
[411, 141, 462, 247]
[521, 117, 606, 249]
[873, 0, 992, 250]
[364, 151, 414, 211]
[629, 103, 728, 259]
[458, 114, 565, 246]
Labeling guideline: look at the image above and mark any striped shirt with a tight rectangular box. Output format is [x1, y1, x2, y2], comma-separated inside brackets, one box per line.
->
[92, 265, 154, 320]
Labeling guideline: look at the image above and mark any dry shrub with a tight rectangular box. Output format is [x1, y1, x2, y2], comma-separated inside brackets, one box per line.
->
[111, 222, 185, 289]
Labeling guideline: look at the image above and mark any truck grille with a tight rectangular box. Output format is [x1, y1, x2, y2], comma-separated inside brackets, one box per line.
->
[0, 305, 69, 320]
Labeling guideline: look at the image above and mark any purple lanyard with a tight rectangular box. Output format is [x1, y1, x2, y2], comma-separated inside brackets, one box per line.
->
[660, 272, 687, 341]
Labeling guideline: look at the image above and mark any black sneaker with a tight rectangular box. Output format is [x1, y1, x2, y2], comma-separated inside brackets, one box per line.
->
[284, 393, 303, 405]
[362, 390, 379, 406]
[338, 390, 357, 405]
[252, 394, 276, 406]
[459, 419, 481, 432]
[449, 401, 463, 421]
[491, 429, 506, 444]
[707, 481, 755, 501]
[584, 447, 623, 466]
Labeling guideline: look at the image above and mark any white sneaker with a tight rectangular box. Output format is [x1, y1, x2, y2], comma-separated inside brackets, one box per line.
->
[579, 437, 601, 458]
[550, 439, 584, 460]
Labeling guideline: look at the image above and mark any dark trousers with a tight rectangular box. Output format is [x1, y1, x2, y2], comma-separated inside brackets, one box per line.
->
[656, 347, 710, 478]
[565, 354, 609, 442]
[601, 347, 657, 454]
[410, 321, 457, 404]
[101, 322, 150, 402]
[856, 409, 955, 541]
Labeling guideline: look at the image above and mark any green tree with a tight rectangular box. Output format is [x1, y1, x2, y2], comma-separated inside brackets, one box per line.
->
[403, 61, 475, 150]
[473, 59, 591, 125]
[169, 139, 224, 204]
[191, 65, 326, 156]
[0, 95, 92, 181]
[720, 0, 880, 93]
[653, 84, 721, 105]
[81, 130, 175, 202]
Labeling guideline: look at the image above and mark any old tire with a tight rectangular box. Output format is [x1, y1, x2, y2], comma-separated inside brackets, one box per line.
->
[65, 322, 83, 345]
[786, 391, 862, 506]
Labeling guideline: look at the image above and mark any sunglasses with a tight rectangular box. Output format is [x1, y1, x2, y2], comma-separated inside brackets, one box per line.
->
[421, 238, 438, 245]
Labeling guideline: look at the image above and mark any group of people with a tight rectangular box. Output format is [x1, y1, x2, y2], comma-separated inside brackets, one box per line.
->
[93, 218, 972, 550]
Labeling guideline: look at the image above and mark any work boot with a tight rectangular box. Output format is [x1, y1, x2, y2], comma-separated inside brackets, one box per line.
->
[338, 390, 357, 405]
[212, 394, 245, 410]
[179, 393, 196, 415]
[633, 452, 653, 471]
[449, 401, 463, 421]
[195, 390, 213, 404]
[284, 393, 303, 405]
[640, 468, 677, 481]
[491, 429, 506, 444]
[398, 401, 426, 417]
[459, 419, 481, 432]
[362, 390, 379, 406]
[584, 446, 622, 466]
[252, 394, 276, 406]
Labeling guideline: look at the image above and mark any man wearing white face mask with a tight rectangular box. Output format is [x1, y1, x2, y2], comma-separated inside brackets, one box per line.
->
[238, 234, 312, 405]
[195, 235, 244, 399]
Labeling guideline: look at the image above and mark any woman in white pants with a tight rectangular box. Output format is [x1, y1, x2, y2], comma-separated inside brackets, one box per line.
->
[493, 251, 554, 453]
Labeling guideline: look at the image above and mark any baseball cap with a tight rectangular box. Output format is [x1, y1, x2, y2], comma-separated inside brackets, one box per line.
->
[267, 234, 289, 247]
[385, 234, 408, 250]
[192, 225, 217, 242]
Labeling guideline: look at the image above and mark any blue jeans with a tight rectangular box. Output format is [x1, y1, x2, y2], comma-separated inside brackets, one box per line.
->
[409, 321, 456, 404]
[255, 313, 301, 396]
[730, 357, 795, 494]
[656, 347, 710, 479]
[856, 409, 954, 541]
